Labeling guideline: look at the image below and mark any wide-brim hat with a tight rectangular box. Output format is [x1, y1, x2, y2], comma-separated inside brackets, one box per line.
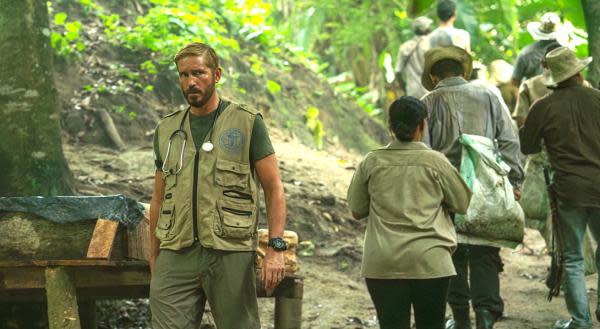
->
[527, 13, 562, 40]
[421, 46, 473, 91]
[542, 47, 592, 86]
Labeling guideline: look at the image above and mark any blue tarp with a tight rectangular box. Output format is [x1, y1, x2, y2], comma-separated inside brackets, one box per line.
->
[0, 195, 144, 228]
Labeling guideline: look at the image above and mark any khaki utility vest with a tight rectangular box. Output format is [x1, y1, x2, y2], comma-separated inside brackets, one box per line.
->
[155, 102, 260, 251]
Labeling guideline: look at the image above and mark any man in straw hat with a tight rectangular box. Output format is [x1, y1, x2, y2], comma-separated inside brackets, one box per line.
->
[512, 13, 562, 87]
[395, 16, 433, 99]
[520, 47, 600, 329]
[420, 46, 524, 329]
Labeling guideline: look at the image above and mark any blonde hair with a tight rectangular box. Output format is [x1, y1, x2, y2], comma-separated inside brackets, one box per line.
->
[174, 43, 219, 70]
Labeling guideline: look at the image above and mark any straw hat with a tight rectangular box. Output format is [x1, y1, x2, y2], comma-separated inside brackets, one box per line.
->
[421, 46, 473, 91]
[543, 47, 592, 86]
[527, 13, 562, 41]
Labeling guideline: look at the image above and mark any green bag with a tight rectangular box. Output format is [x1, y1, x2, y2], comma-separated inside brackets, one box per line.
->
[519, 151, 551, 229]
[454, 133, 525, 246]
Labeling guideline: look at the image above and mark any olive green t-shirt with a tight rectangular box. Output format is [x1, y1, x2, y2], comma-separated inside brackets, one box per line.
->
[347, 141, 472, 279]
[153, 100, 274, 169]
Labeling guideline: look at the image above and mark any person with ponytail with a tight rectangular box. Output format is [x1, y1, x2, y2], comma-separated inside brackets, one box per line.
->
[347, 96, 471, 329]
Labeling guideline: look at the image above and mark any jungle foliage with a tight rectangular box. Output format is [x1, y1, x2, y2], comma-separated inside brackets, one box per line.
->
[48, 0, 592, 117]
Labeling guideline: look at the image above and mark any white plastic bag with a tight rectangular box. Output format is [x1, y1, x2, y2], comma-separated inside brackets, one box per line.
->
[454, 134, 525, 246]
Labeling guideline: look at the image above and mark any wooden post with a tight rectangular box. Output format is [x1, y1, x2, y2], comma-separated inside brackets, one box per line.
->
[273, 277, 303, 329]
[45, 267, 81, 329]
[274, 297, 302, 329]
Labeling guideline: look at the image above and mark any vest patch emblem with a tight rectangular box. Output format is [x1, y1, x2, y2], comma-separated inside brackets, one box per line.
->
[219, 128, 245, 153]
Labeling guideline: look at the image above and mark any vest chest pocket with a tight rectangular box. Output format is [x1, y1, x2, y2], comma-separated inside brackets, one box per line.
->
[215, 159, 250, 189]
[155, 203, 175, 241]
[214, 199, 257, 239]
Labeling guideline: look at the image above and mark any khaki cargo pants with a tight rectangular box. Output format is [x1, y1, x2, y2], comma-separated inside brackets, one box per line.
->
[149, 243, 260, 329]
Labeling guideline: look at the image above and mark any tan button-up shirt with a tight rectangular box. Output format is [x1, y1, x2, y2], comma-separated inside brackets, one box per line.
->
[347, 141, 471, 279]
[421, 77, 524, 185]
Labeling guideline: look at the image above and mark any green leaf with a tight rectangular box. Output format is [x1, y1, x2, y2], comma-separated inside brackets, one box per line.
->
[305, 106, 320, 120]
[75, 41, 86, 52]
[50, 32, 62, 48]
[65, 31, 79, 42]
[141, 60, 158, 75]
[54, 12, 67, 26]
[65, 21, 81, 33]
[266, 79, 281, 95]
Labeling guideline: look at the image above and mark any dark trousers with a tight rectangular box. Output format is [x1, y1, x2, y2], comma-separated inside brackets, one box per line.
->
[447, 243, 504, 315]
[366, 277, 451, 329]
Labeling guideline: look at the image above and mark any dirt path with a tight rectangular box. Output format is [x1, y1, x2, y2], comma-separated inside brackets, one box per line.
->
[65, 131, 600, 329]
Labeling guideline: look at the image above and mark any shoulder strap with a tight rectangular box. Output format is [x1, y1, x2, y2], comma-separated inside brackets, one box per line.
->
[398, 36, 423, 74]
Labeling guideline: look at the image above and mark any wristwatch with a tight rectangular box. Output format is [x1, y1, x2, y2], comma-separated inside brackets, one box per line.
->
[267, 237, 288, 251]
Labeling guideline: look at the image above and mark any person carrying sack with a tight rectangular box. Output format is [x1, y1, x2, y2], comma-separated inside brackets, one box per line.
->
[520, 47, 600, 329]
[395, 16, 433, 99]
[420, 46, 524, 329]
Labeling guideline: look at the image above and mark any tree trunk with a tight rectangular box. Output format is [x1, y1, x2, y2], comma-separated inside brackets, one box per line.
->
[0, 1, 73, 326]
[0, 0, 72, 197]
[582, 0, 600, 88]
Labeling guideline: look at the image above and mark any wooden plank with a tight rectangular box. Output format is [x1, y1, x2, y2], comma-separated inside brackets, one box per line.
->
[86, 219, 120, 260]
[126, 215, 150, 261]
[0, 263, 149, 291]
[45, 267, 82, 329]
[0, 259, 148, 268]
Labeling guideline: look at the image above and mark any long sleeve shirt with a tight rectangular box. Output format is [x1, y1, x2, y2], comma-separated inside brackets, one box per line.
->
[520, 81, 600, 208]
[347, 141, 471, 279]
[421, 77, 524, 185]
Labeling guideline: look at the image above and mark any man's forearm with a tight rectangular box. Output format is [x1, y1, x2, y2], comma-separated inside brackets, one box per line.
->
[149, 197, 162, 257]
[264, 186, 286, 239]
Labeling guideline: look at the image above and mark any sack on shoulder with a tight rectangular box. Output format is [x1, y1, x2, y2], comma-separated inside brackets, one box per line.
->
[455, 133, 525, 245]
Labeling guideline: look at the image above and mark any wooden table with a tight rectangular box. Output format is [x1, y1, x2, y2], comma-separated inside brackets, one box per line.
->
[0, 259, 302, 329]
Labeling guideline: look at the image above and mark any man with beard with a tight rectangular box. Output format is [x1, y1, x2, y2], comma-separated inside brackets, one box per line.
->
[149, 43, 287, 329]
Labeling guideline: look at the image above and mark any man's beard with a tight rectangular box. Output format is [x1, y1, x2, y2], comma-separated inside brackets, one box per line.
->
[184, 81, 215, 108]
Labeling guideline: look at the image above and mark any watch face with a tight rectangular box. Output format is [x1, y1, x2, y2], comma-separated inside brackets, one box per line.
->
[270, 238, 287, 250]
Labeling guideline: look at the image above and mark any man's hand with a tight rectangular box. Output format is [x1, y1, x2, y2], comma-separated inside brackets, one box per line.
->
[261, 248, 285, 291]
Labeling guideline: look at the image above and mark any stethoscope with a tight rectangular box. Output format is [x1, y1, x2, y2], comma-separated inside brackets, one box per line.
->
[161, 100, 222, 176]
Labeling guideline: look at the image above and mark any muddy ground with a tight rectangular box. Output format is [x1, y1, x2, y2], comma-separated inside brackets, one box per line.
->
[65, 129, 599, 329]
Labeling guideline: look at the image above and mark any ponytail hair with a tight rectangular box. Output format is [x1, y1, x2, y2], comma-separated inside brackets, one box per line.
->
[388, 96, 428, 142]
